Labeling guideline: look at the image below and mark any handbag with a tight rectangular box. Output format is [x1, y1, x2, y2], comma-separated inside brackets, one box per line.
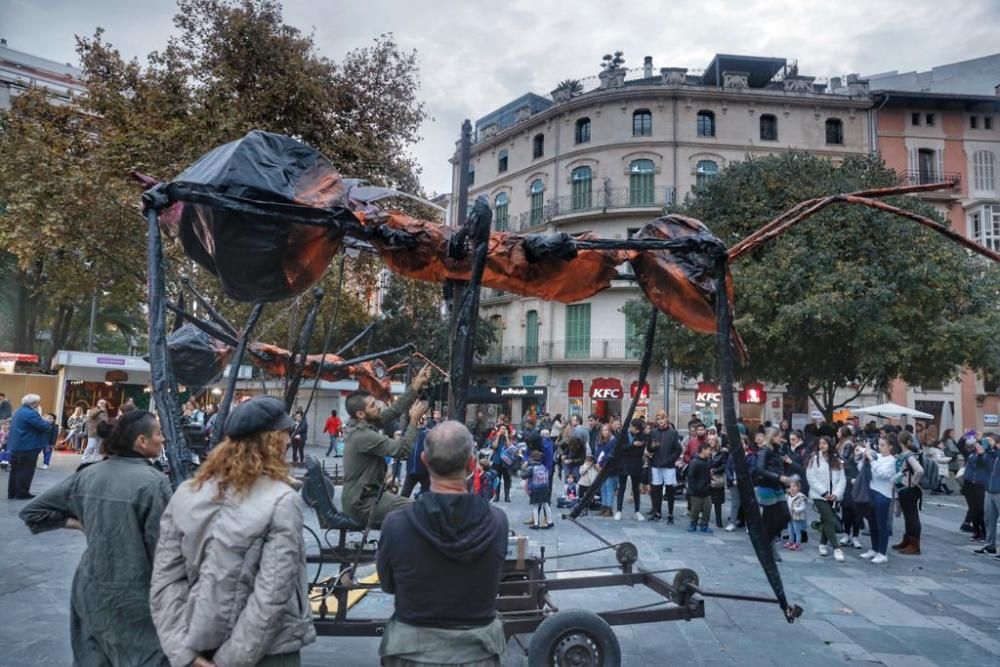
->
[711, 473, 726, 489]
[852, 459, 872, 504]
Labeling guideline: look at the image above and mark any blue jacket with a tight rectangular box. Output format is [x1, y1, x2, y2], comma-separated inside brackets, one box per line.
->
[8, 405, 51, 452]
[984, 449, 1000, 494]
[965, 451, 990, 486]
[406, 427, 428, 475]
[596, 437, 617, 467]
[542, 438, 555, 474]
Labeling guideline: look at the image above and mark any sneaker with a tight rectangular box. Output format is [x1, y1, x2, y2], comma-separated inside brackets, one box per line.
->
[649, 513, 662, 522]
[838, 536, 851, 546]
[700, 524, 714, 534]
[614, 511, 622, 521]
[833, 548, 846, 562]
[635, 512, 645, 522]
[851, 537, 863, 549]
[666, 516, 675, 525]
[819, 544, 829, 557]
[871, 553, 888, 564]
[973, 546, 997, 555]
[782, 542, 794, 549]
[687, 522, 698, 532]
[789, 543, 801, 551]
[40, 464, 49, 470]
[860, 549, 876, 560]
[725, 523, 736, 532]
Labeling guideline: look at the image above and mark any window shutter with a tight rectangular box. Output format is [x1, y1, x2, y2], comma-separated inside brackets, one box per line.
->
[908, 148, 919, 182]
[935, 150, 944, 182]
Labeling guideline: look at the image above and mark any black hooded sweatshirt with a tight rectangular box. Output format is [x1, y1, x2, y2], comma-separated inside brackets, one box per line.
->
[377, 491, 509, 628]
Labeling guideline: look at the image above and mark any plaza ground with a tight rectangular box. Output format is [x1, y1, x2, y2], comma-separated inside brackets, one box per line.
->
[2, 445, 998, 667]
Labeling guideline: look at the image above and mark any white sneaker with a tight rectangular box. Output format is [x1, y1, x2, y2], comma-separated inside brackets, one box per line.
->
[818, 544, 829, 557]
[614, 511, 622, 521]
[725, 523, 736, 532]
[838, 536, 851, 546]
[635, 512, 645, 522]
[40, 464, 49, 470]
[860, 549, 876, 560]
[872, 553, 888, 564]
[852, 537, 863, 549]
[833, 548, 846, 562]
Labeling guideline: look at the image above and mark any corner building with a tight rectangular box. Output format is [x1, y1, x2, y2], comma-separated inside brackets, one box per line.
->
[451, 54, 873, 426]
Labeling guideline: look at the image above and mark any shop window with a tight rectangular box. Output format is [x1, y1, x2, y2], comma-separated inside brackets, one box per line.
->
[565, 303, 591, 359]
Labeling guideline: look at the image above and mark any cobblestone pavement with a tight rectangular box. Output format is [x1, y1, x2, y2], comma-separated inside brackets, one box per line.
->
[2, 446, 998, 666]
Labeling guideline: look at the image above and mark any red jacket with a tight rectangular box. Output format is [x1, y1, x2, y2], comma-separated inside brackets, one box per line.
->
[324, 416, 342, 436]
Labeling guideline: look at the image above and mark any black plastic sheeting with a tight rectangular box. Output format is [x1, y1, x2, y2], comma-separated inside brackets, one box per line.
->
[150, 131, 356, 302]
[165, 324, 230, 389]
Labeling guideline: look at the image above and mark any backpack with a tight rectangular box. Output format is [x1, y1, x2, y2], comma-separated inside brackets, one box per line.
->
[530, 463, 550, 491]
[500, 444, 519, 467]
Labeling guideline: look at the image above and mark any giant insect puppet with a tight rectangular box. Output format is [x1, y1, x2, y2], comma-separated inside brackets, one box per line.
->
[138, 129, 1000, 648]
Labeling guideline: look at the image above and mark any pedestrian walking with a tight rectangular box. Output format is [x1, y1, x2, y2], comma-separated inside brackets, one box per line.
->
[81, 399, 109, 464]
[7, 394, 50, 499]
[324, 409, 343, 457]
[754, 427, 792, 562]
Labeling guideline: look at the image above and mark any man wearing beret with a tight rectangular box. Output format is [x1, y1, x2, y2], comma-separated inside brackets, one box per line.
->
[342, 365, 431, 525]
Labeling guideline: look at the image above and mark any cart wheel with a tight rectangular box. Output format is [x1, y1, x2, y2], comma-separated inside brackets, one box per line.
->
[614, 542, 638, 567]
[672, 568, 699, 606]
[528, 609, 622, 666]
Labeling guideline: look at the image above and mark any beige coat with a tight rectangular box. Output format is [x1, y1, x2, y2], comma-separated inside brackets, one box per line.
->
[150, 476, 315, 667]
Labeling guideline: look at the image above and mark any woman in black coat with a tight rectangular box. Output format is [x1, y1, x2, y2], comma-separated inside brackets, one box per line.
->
[754, 427, 792, 560]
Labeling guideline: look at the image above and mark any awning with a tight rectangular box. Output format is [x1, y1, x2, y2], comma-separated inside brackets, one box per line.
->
[0, 352, 39, 363]
[852, 403, 934, 420]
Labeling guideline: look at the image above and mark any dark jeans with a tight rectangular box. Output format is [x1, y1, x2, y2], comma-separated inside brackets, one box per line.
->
[291, 439, 305, 463]
[870, 491, 892, 554]
[401, 471, 430, 498]
[617, 470, 642, 512]
[898, 486, 922, 539]
[493, 465, 511, 500]
[813, 499, 840, 546]
[842, 501, 867, 537]
[966, 482, 986, 536]
[8, 449, 41, 498]
[651, 484, 677, 517]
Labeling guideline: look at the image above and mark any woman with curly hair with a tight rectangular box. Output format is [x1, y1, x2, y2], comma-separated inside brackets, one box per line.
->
[150, 396, 315, 667]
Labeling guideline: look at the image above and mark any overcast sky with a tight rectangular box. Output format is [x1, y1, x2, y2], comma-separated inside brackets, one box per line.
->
[2, 0, 998, 194]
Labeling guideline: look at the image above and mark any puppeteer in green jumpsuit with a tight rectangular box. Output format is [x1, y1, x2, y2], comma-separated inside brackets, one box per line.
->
[21, 455, 172, 666]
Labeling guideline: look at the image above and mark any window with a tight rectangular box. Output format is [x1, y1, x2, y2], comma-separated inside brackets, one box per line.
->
[571, 166, 592, 210]
[532, 133, 544, 159]
[973, 151, 996, 191]
[629, 159, 655, 205]
[759, 114, 778, 141]
[696, 160, 719, 187]
[565, 304, 591, 359]
[529, 179, 545, 226]
[925, 113, 935, 127]
[986, 117, 994, 130]
[911, 112, 921, 126]
[494, 193, 509, 232]
[971, 116, 979, 129]
[498, 149, 508, 173]
[917, 148, 937, 183]
[625, 318, 642, 359]
[575, 118, 591, 144]
[696, 110, 715, 137]
[632, 109, 652, 136]
[467, 166, 475, 186]
[487, 315, 503, 362]
[525, 310, 539, 363]
[825, 118, 843, 145]
[970, 205, 1000, 252]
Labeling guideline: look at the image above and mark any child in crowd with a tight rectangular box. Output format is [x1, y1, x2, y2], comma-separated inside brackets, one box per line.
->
[41, 413, 59, 470]
[686, 443, 714, 533]
[578, 455, 598, 502]
[564, 474, 578, 501]
[0, 419, 10, 471]
[474, 458, 497, 500]
[522, 450, 552, 529]
[784, 479, 808, 551]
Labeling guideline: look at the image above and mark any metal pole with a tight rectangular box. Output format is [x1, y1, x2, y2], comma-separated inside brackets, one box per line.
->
[210, 303, 265, 447]
[87, 293, 97, 351]
[284, 287, 325, 412]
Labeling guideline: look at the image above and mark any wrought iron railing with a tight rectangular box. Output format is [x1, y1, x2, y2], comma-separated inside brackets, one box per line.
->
[512, 186, 675, 230]
[901, 170, 961, 187]
[476, 338, 643, 365]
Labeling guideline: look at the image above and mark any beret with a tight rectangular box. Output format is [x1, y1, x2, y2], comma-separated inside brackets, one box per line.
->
[224, 395, 296, 438]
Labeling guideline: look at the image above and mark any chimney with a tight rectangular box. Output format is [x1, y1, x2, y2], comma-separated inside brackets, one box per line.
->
[830, 76, 842, 91]
[846, 73, 869, 97]
[643, 56, 653, 79]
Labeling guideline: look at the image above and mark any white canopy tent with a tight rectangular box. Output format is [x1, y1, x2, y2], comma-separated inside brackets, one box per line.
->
[852, 402, 934, 421]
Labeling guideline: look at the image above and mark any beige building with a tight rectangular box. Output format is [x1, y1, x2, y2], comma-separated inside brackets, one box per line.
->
[451, 54, 874, 427]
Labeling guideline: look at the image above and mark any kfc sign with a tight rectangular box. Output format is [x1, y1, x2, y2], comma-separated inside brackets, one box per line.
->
[739, 382, 766, 404]
[590, 378, 623, 400]
[695, 382, 721, 406]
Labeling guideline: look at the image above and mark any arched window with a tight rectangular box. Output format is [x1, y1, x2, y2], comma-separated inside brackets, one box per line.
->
[629, 159, 655, 205]
[697, 110, 715, 137]
[632, 109, 652, 136]
[525, 310, 539, 362]
[575, 117, 591, 144]
[529, 179, 545, 225]
[571, 166, 592, 210]
[825, 118, 843, 145]
[494, 192, 509, 232]
[498, 149, 508, 173]
[532, 133, 545, 158]
[696, 160, 719, 187]
[760, 114, 778, 141]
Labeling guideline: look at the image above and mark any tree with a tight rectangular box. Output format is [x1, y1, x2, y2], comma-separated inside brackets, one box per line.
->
[624, 152, 1000, 420]
[0, 0, 430, 362]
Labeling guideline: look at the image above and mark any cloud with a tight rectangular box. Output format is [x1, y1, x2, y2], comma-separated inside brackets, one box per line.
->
[2, 0, 997, 194]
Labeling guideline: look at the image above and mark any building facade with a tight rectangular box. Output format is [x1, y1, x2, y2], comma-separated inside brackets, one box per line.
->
[451, 54, 874, 426]
[872, 86, 1000, 435]
[0, 38, 85, 110]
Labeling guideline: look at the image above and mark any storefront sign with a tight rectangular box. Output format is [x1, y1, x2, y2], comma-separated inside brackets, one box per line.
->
[590, 378, 623, 400]
[630, 382, 650, 400]
[568, 379, 584, 398]
[493, 386, 547, 398]
[739, 382, 766, 404]
[985, 414, 999, 426]
[105, 370, 129, 383]
[695, 382, 720, 406]
[96, 356, 127, 366]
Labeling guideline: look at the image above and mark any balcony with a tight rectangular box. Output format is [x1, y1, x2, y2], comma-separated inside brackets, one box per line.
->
[901, 170, 961, 188]
[511, 186, 675, 231]
[477, 338, 643, 366]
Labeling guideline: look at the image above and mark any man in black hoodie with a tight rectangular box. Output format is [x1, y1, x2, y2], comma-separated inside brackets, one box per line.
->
[647, 410, 682, 523]
[377, 420, 509, 666]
